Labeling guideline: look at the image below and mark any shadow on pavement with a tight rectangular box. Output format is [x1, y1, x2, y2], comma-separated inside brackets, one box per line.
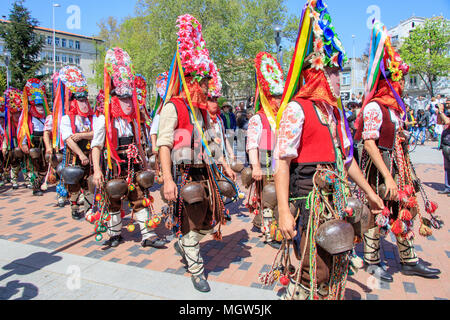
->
[422, 182, 446, 192]
[201, 229, 252, 278]
[0, 252, 63, 300]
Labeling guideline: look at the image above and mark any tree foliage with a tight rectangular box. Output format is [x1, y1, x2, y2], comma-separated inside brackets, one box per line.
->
[93, 0, 300, 104]
[0, 0, 44, 89]
[400, 16, 450, 96]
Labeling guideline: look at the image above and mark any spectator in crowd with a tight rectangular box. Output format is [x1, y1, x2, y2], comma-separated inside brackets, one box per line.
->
[413, 109, 430, 145]
[437, 102, 450, 195]
[220, 103, 237, 132]
[405, 104, 416, 133]
[414, 95, 429, 111]
[247, 96, 254, 110]
[403, 93, 412, 108]
[356, 92, 363, 104]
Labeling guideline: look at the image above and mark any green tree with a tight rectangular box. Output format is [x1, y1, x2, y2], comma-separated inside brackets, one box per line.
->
[93, 0, 300, 103]
[0, 0, 44, 89]
[400, 16, 450, 96]
[0, 67, 7, 94]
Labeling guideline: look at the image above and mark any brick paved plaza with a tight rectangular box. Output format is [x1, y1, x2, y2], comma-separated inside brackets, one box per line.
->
[0, 144, 448, 300]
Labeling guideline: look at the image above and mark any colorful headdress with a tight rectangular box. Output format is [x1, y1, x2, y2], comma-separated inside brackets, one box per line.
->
[176, 14, 213, 81]
[152, 72, 169, 118]
[3, 88, 24, 149]
[105, 47, 136, 97]
[0, 96, 4, 113]
[254, 52, 285, 131]
[18, 79, 50, 148]
[95, 90, 105, 116]
[51, 66, 90, 150]
[103, 47, 141, 170]
[58, 65, 89, 99]
[362, 21, 409, 114]
[208, 62, 222, 99]
[4, 88, 23, 114]
[134, 74, 148, 108]
[277, 0, 353, 161]
[156, 72, 169, 99]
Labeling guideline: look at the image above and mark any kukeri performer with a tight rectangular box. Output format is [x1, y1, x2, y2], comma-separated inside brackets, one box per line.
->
[354, 21, 441, 282]
[18, 78, 52, 196]
[267, 0, 384, 300]
[1, 88, 24, 190]
[245, 52, 284, 249]
[157, 14, 238, 293]
[91, 47, 163, 249]
[52, 66, 95, 220]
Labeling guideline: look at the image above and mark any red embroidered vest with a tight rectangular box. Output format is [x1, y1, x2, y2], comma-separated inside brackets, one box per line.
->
[354, 102, 396, 151]
[170, 98, 207, 150]
[292, 98, 345, 165]
[257, 111, 275, 152]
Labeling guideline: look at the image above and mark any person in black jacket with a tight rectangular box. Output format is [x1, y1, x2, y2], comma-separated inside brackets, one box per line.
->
[413, 109, 430, 145]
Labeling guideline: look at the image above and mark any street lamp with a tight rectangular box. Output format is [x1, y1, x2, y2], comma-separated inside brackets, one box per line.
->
[273, 24, 283, 66]
[52, 3, 61, 75]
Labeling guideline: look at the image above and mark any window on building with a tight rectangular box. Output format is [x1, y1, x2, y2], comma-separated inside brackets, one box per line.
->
[69, 56, 74, 64]
[62, 55, 67, 63]
[47, 36, 52, 45]
[412, 22, 415, 28]
[75, 57, 80, 65]
[69, 40, 74, 48]
[342, 72, 351, 86]
[47, 52, 53, 61]
[75, 41, 80, 50]
[61, 39, 66, 48]
[55, 37, 60, 47]
[55, 55, 60, 62]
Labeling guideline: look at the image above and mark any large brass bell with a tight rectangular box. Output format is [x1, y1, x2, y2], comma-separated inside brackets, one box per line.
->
[262, 183, 277, 209]
[241, 167, 254, 188]
[315, 220, 355, 255]
[217, 180, 236, 199]
[149, 154, 158, 170]
[105, 179, 128, 200]
[13, 148, 24, 159]
[136, 170, 155, 189]
[180, 183, 206, 205]
[231, 161, 245, 173]
[61, 166, 85, 185]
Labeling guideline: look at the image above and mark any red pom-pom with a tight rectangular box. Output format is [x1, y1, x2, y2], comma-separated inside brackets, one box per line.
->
[391, 220, 404, 235]
[404, 185, 415, 197]
[398, 190, 408, 203]
[425, 201, 438, 214]
[253, 210, 260, 216]
[400, 209, 412, 221]
[405, 197, 417, 209]
[279, 276, 289, 286]
[382, 207, 391, 217]
[345, 207, 354, 217]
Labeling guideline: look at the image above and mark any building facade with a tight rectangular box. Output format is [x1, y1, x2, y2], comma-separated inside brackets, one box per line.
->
[389, 16, 450, 100]
[0, 20, 103, 100]
[340, 57, 367, 105]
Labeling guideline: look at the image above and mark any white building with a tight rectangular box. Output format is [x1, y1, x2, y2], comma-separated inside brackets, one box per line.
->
[0, 19, 103, 100]
[340, 57, 367, 104]
[388, 16, 450, 100]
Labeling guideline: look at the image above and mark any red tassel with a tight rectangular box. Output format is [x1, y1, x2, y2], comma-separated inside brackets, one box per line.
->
[382, 207, 391, 217]
[213, 231, 222, 241]
[425, 201, 438, 214]
[279, 276, 289, 287]
[345, 207, 354, 217]
[398, 190, 408, 203]
[391, 220, 403, 235]
[400, 209, 412, 221]
[404, 185, 415, 197]
[406, 197, 417, 209]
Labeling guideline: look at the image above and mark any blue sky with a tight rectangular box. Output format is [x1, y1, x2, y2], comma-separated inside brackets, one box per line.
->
[1, 0, 449, 56]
